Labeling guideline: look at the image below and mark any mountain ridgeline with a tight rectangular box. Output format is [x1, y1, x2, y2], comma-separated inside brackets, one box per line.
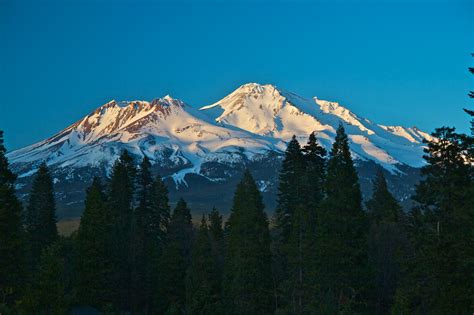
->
[7, 83, 431, 217]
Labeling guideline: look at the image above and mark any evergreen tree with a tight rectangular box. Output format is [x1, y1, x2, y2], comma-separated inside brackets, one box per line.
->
[272, 136, 305, 310]
[286, 204, 318, 314]
[157, 198, 193, 314]
[274, 136, 305, 242]
[223, 170, 273, 315]
[315, 124, 369, 313]
[153, 173, 171, 238]
[301, 131, 327, 226]
[21, 238, 75, 314]
[208, 207, 224, 283]
[186, 215, 223, 314]
[106, 150, 136, 310]
[394, 127, 474, 312]
[25, 162, 58, 271]
[366, 170, 405, 314]
[0, 130, 25, 306]
[131, 157, 169, 313]
[208, 207, 224, 243]
[76, 177, 112, 309]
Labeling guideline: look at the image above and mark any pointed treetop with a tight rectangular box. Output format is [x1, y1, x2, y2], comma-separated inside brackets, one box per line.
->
[367, 169, 402, 224]
[330, 123, 352, 160]
[286, 135, 301, 153]
[88, 176, 104, 193]
[200, 214, 208, 230]
[302, 131, 327, 158]
[173, 197, 192, 224]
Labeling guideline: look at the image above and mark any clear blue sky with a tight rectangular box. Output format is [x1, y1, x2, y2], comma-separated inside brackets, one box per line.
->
[1, 0, 473, 150]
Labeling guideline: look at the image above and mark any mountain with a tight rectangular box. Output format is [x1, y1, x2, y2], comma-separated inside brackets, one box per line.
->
[7, 83, 431, 218]
[201, 83, 431, 170]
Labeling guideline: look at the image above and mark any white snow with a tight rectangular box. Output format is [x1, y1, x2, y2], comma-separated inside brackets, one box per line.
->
[7, 83, 431, 185]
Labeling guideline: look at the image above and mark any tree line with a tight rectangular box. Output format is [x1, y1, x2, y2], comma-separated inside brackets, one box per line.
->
[0, 64, 472, 314]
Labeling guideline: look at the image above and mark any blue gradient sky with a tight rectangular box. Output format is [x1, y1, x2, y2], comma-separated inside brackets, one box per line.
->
[1, 0, 473, 150]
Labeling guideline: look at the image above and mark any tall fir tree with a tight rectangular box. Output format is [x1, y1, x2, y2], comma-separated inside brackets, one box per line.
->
[25, 162, 58, 272]
[153, 173, 171, 238]
[272, 133, 327, 313]
[157, 198, 194, 314]
[272, 136, 305, 310]
[186, 215, 223, 314]
[106, 150, 136, 310]
[20, 238, 75, 314]
[274, 136, 305, 242]
[286, 204, 318, 314]
[315, 124, 369, 313]
[366, 170, 405, 314]
[130, 157, 169, 313]
[223, 170, 273, 315]
[301, 131, 327, 226]
[75, 177, 113, 309]
[394, 127, 474, 313]
[208, 207, 224, 285]
[0, 130, 25, 306]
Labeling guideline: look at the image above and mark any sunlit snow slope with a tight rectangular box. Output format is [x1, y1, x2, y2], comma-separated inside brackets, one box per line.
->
[200, 83, 431, 171]
[8, 83, 431, 182]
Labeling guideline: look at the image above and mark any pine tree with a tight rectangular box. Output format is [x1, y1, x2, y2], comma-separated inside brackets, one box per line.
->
[274, 135, 305, 241]
[286, 204, 318, 314]
[272, 136, 305, 310]
[208, 207, 224, 283]
[223, 170, 273, 314]
[301, 131, 327, 226]
[153, 173, 171, 237]
[106, 150, 136, 310]
[25, 162, 58, 271]
[0, 130, 25, 306]
[366, 170, 405, 314]
[20, 238, 75, 314]
[186, 215, 223, 314]
[315, 124, 369, 313]
[76, 177, 112, 308]
[394, 127, 474, 312]
[157, 198, 194, 314]
[131, 157, 169, 313]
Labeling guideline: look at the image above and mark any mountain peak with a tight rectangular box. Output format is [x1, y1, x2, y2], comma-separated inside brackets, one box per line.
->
[235, 82, 279, 94]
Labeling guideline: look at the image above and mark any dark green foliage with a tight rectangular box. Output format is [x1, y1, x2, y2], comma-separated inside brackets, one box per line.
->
[316, 124, 369, 313]
[131, 157, 170, 313]
[366, 171, 405, 314]
[76, 177, 112, 308]
[224, 170, 273, 315]
[20, 238, 75, 314]
[286, 205, 318, 314]
[394, 127, 474, 313]
[208, 207, 224, 282]
[158, 198, 194, 314]
[105, 150, 136, 309]
[208, 207, 224, 243]
[186, 215, 223, 314]
[274, 136, 305, 241]
[272, 136, 305, 309]
[25, 162, 58, 271]
[301, 131, 327, 225]
[0, 131, 25, 306]
[273, 133, 326, 313]
[154, 174, 171, 235]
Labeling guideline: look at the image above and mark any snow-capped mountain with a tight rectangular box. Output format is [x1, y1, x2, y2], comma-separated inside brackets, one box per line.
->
[7, 83, 431, 218]
[201, 83, 431, 171]
[8, 95, 278, 184]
